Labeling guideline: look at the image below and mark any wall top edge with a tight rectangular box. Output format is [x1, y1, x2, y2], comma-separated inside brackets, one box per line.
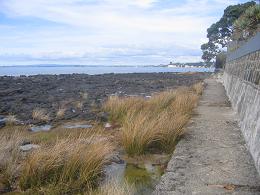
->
[227, 32, 260, 62]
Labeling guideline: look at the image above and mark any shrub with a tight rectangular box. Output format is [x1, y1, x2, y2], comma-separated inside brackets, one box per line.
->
[215, 52, 227, 69]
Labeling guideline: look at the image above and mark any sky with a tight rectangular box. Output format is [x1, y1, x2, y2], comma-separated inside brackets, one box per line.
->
[0, 0, 248, 66]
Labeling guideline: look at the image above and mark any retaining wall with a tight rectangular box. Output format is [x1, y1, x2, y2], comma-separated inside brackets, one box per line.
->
[223, 32, 260, 174]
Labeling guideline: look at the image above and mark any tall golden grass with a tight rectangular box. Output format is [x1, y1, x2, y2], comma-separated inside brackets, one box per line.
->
[103, 83, 203, 155]
[19, 136, 113, 194]
[4, 114, 17, 125]
[32, 108, 50, 122]
[103, 96, 145, 123]
[30, 126, 101, 145]
[120, 111, 160, 155]
[75, 100, 84, 109]
[0, 82, 204, 194]
[90, 181, 134, 195]
[0, 129, 27, 189]
[192, 82, 204, 95]
[56, 107, 66, 118]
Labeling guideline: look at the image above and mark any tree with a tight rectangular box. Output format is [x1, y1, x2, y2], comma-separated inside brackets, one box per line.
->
[201, 42, 219, 64]
[215, 51, 227, 69]
[233, 5, 260, 41]
[201, 1, 256, 63]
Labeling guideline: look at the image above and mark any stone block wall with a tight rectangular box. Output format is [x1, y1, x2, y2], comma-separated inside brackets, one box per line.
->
[223, 33, 260, 174]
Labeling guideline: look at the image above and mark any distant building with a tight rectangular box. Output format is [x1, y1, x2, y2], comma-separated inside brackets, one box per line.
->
[168, 64, 177, 68]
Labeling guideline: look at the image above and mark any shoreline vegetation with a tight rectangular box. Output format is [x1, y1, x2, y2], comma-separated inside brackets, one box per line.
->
[0, 73, 205, 194]
[0, 72, 209, 123]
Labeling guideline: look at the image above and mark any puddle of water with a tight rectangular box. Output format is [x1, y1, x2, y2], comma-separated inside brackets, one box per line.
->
[105, 162, 165, 195]
[30, 125, 52, 132]
[63, 124, 93, 129]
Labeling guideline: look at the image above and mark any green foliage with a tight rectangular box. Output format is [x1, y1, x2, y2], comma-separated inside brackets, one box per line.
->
[201, 1, 256, 63]
[215, 52, 227, 69]
[233, 5, 260, 41]
[201, 42, 219, 65]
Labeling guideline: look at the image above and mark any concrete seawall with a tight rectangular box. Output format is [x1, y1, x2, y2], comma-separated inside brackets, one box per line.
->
[224, 33, 260, 174]
[223, 72, 260, 174]
[154, 78, 260, 194]
[153, 33, 260, 194]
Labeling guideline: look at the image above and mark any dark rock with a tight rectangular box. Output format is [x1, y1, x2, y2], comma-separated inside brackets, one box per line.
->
[0, 120, 5, 128]
[99, 112, 109, 122]
[21, 140, 31, 146]
[0, 73, 211, 123]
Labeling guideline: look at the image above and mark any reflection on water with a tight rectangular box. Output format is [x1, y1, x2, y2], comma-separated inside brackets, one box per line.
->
[30, 125, 52, 132]
[63, 124, 92, 129]
[105, 161, 166, 195]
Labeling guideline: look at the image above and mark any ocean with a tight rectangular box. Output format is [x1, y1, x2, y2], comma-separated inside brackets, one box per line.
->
[0, 65, 214, 76]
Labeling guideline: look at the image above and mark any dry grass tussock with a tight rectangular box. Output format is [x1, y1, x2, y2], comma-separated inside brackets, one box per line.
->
[4, 114, 17, 125]
[56, 107, 66, 118]
[30, 126, 102, 145]
[192, 82, 204, 95]
[90, 180, 134, 195]
[80, 92, 89, 100]
[0, 129, 27, 189]
[104, 83, 204, 155]
[32, 108, 50, 122]
[74, 100, 84, 109]
[103, 96, 145, 123]
[19, 136, 114, 194]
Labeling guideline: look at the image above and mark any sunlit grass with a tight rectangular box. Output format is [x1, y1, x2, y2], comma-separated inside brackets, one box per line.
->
[0, 82, 204, 194]
[103, 96, 145, 123]
[19, 136, 113, 194]
[4, 114, 17, 126]
[0, 129, 27, 190]
[56, 107, 66, 118]
[32, 108, 50, 122]
[30, 126, 100, 145]
[192, 82, 204, 95]
[104, 83, 203, 156]
[120, 111, 160, 156]
[91, 180, 134, 195]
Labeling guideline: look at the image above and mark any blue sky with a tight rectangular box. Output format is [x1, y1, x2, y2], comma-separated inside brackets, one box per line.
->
[0, 0, 248, 66]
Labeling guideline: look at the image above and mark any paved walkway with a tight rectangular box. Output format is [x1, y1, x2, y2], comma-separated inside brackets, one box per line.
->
[154, 78, 260, 195]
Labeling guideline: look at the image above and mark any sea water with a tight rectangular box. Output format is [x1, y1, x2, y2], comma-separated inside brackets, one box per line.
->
[0, 65, 214, 76]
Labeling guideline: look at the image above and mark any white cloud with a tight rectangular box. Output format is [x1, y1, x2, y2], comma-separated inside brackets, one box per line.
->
[0, 0, 245, 65]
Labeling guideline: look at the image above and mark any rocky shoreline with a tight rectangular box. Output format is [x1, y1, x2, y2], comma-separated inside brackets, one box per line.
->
[0, 72, 210, 124]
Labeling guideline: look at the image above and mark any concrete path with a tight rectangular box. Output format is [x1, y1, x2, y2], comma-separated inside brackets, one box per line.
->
[154, 78, 260, 195]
